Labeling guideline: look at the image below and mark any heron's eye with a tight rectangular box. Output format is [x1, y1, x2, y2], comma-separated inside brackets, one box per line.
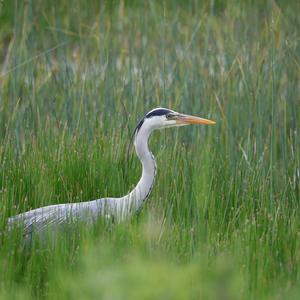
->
[166, 113, 175, 120]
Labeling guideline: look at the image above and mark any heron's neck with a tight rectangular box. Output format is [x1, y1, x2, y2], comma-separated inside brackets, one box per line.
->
[121, 127, 156, 216]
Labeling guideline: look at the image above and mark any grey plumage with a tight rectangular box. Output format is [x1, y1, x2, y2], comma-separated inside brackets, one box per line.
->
[7, 108, 215, 239]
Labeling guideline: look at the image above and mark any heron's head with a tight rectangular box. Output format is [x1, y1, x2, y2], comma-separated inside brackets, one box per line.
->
[134, 107, 215, 136]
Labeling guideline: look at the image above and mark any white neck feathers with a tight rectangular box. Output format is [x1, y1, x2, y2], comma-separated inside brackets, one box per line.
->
[117, 122, 156, 219]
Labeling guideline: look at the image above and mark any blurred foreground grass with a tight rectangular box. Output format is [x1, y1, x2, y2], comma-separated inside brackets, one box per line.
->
[0, 0, 299, 299]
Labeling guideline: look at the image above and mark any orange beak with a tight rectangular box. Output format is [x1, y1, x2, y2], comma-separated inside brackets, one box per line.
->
[175, 114, 216, 125]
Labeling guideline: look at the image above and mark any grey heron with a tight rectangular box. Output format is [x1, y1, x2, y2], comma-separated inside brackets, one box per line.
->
[8, 108, 215, 236]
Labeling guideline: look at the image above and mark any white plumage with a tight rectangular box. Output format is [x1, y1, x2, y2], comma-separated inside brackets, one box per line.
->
[8, 108, 215, 236]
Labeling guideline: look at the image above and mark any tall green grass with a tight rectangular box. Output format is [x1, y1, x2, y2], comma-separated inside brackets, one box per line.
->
[0, 1, 299, 299]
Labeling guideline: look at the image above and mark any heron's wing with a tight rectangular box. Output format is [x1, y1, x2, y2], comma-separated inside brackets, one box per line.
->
[8, 198, 113, 236]
[8, 203, 90, 234]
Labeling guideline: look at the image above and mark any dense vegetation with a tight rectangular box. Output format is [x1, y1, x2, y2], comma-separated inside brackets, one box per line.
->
[0, 1, 299, 299]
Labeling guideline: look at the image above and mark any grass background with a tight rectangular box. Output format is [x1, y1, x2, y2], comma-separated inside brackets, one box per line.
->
[0, 0, 299, 299]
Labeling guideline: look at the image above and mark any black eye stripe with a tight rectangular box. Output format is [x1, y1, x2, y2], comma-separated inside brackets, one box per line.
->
[132, 108, 174, 138]
[146, 108, 172, 118]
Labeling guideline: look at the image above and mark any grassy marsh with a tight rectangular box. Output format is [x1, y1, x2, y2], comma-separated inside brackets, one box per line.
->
[0, 1, 300, 299]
